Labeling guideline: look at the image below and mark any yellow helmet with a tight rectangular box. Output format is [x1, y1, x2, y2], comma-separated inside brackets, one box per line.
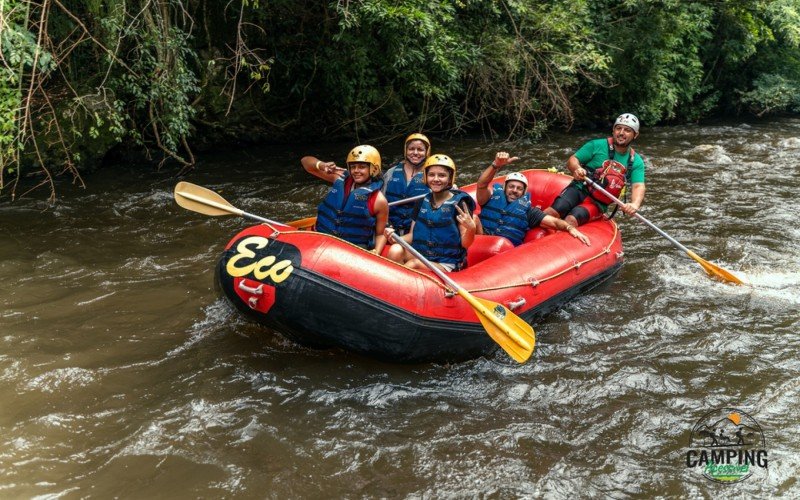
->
[422, 154, 456, 187]
[346, 145, 382, 178]
[404, 133, 431, 159]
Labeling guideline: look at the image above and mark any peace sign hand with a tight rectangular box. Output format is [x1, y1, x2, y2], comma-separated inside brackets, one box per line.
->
[318, 161, 346, 178]
[455, 202, 475, 230]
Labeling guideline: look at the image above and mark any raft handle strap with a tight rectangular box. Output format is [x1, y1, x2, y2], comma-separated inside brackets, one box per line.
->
[238, 281, 264, 295]
[507, 298, 526, 311]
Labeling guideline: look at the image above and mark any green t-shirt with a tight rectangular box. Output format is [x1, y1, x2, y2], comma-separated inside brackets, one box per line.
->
[574, 138, 646, 184]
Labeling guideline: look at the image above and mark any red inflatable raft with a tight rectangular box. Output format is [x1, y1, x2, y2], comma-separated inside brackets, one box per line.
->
[215, 169, 623, 362]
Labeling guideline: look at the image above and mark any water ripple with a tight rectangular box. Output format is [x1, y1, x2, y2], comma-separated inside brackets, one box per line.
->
[2, 120, 799, 497]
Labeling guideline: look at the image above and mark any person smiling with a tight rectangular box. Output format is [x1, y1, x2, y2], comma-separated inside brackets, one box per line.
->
[544, 113, 647, 227]
[384, 154, 476, 272]
[475, 152, 590, 246]
[381, 133, 432, 235]
[303, 145, 389, 254]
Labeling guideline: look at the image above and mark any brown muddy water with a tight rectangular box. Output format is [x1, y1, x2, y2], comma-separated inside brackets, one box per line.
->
[1, 118, 799, 497]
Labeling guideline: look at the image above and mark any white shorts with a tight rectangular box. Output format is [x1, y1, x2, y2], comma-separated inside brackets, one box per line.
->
[437, 262, 456, 272]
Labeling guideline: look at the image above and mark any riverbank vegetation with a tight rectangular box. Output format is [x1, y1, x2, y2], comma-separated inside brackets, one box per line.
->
[2, 0, 799, 199]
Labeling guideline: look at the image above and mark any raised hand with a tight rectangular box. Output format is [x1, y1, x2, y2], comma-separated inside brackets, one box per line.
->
[318, 161, 346, 178]
[493, 151, 520, 170]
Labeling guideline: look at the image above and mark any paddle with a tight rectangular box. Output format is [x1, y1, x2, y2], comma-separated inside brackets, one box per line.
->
[388, 234, 535, 363]
[173, 181, 299, 227]
[175, 182, 428, 230]
[287, 193, 429, 230]
[584, 178, 744, 285]
[176, 180, 534, 361]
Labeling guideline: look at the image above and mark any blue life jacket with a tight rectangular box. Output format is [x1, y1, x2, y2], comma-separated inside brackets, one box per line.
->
[316, 177, 383, 248]
[412, 190, 475, 269]
[479, 184, 531, 246]
[383, 162, 429, 233]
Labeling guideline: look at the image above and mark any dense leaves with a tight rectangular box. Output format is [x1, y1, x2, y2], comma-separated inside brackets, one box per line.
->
[1, 0, 799, 198]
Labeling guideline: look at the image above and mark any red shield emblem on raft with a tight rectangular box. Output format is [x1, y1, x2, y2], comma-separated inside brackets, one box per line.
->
[233, 277, 277, 313]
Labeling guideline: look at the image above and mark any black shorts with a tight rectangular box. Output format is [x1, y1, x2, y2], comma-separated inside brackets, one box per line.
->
[549, 185, 599, 226]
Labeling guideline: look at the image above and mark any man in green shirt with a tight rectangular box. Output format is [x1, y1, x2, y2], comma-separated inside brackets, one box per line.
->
[544, 113, 646, 226]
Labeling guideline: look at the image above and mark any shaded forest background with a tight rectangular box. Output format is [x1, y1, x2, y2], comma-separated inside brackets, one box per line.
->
[1, 0, 799, 200]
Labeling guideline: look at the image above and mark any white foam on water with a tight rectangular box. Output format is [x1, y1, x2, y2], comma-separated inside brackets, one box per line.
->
[76, 291, 117, 306]
[25, 367, 96, 393]
[650, 253, 747, 298]
[121, 255, 183, 272]
[173, 398, 239, 434]
[230, 416, 269, 444]
[0, 358, 24, 382]
[165, 299, 236, 357]
[733, 270, 800, 306]
[112, 398, 250, 494]
[35, 413, 83, 428]
[686, 144, 733, 164]
[120, 421, 173, 456]
[778, 137, 800, 149]
[309, 383, 428, 409]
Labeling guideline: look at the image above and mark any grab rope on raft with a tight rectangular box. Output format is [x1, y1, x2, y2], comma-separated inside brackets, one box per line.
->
[270, 220, 620, 297]
[464, 221, 620, 294]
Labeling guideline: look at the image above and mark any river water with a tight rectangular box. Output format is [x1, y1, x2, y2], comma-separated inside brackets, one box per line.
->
[1, 118, 799, 497]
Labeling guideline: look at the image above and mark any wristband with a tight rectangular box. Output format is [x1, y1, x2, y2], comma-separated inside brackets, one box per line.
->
[490, 163, 499, 169]
[315, 160, 322, 170]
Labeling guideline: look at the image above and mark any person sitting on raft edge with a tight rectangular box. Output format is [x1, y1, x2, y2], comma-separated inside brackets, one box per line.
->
[381, 133, 432, 236]
[543, 113, 646, 227]
[384, 154, 476, 272]
[476, 152, 591, 247]
[301, 145, 389, 254]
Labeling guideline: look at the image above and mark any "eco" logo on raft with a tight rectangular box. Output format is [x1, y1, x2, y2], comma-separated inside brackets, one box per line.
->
[225, 236, 294, 283]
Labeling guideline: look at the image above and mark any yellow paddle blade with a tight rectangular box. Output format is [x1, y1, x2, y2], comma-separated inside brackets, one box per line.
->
[686, 250, 745, 285]
[287, 216, 317, 230]
[174, 181, 242, 217]
[459, 292, 535, 363]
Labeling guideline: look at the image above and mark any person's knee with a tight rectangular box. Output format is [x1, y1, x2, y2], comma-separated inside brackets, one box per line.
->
[548, 199, 570, 219]
[404, 258, 422, 269]
[386, 244, 404, 263]
[567, 207, 590, 226]
[564, 215, 579, 227]
[543, 207, 560, 218]
[548, 186, 583, 219]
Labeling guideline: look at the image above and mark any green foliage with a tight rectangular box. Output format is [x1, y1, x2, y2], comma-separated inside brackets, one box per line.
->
[0, 69, 21, 172]
[258, 0, 611, 136]
[586, 0, 715, 123]
[111, 24, 199, 153]
[765, 0, 800, 47]
[0, 0, 57, 191]
[327, 0, 473, 130]
[466, 0, 611, 132]
[3, 0, 800, 199]
[585, 0, 800, 123]
[740, 73, 800, 114]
